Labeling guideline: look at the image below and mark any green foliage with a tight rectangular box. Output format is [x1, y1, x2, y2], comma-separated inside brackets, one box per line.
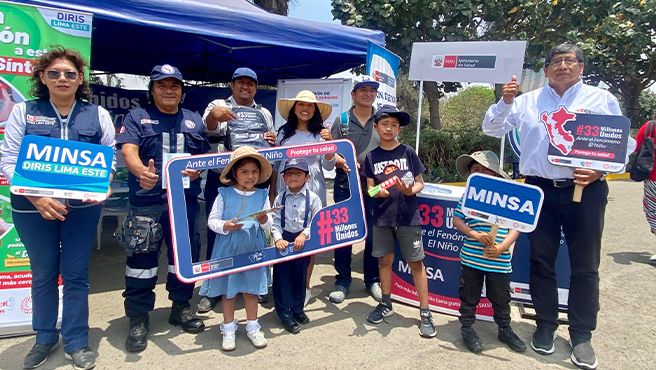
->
[639, 89, 656, 125]
[440, 86, 495, 128]
[399, 121, 500, 183]
[491, 0, 656, 124]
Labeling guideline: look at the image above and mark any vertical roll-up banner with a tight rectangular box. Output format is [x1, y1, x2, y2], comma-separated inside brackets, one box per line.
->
[0, 1, 92, 337]
[366, 42, 400, 110]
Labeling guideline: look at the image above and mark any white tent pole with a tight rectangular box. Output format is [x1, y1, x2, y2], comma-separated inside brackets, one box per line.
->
[415, 80, 424, 154]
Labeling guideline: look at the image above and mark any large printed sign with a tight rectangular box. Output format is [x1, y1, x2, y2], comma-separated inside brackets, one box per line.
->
[392, 184, 570, 320]
[166, 140, 365, 283]
[366, 42, 400, 110]
[0, 1, 92, 337]
[408, 41, 527, 84]
[543, 108, 632, 172]
[461, 174, 544, 233]
[11, 136, 113, 201]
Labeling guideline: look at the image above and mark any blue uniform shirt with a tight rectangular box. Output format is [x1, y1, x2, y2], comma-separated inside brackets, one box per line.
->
[117, 105, 210, 206]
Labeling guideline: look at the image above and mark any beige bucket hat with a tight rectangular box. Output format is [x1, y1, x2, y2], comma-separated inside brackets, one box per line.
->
[455, 150, 511, 180]
[277, 90, 332, 121]
[220, 146, 273, 185]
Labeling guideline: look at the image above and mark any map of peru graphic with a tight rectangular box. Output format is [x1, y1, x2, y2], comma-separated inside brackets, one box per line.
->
[540, 107, 576, 155]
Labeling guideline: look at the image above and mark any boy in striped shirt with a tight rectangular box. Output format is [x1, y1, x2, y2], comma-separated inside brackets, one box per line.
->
[453, 150, 526, 354]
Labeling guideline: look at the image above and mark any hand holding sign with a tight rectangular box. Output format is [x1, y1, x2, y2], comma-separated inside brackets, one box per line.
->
[502, 75, 518, 104]
[543, 108, 631, 202]
[28, 196, 67, 221]
[140, 159, 158, 190]
[461, 173, 544, 233]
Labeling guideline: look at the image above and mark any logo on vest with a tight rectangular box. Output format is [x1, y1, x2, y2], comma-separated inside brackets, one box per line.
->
[184, 119, 196, 129]
[26, 115, 56, 126]
[140, 119, 159, 125]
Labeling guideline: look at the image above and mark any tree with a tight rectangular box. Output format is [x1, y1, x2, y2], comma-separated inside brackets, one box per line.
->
[331, 0, 521, 129]
[252, 0, 295, 15]
[639, 89, 656, 126]
[440, 86, 495, 128]
[490, 0, 656, 125]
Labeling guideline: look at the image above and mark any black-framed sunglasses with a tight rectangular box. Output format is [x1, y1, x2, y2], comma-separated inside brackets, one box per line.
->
[45, 70, 79, 80]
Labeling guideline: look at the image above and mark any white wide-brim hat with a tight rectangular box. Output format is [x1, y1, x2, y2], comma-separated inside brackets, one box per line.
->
[277, 90, 332, 121]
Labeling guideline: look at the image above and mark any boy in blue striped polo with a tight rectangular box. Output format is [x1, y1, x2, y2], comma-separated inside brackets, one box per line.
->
[453, 150, 526, 354]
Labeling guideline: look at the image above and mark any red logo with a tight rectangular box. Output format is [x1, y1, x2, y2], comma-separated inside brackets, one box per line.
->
[21, 296, 32, 315]
[200, 263, 210, 272]
[443, 56, 457, 68]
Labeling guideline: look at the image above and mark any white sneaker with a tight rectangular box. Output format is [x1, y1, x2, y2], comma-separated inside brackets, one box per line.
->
[221, 330, 235, 351]
[247, 329, 267, 349]
[369, 282, 383, 302]
[649, 254, 656, 265]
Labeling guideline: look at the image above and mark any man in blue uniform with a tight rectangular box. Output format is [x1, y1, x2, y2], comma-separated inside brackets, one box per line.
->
[116, 64, 210, 353]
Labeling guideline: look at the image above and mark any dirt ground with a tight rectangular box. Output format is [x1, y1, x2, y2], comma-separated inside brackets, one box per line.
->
[0, 180, 653, 369]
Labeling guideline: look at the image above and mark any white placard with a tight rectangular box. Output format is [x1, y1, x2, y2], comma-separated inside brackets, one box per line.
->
[409, 40, 527, 84]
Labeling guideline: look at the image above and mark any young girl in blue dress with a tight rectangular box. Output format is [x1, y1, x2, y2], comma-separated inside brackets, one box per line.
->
[205, 146, 272, 351]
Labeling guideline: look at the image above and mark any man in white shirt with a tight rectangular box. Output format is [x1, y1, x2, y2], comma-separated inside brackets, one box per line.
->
[198, 67, 276, 312]
[482, 43, 636, 370]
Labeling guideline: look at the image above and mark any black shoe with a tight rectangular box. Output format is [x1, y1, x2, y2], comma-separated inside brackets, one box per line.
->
[125, 314, 149, 353]
[64, 347, 96, 370]
[169, 302, 205, 334]
[461, 326, 483, 353]
[23, 342, 58, 369]
[570, 340, 598, 370]
[531, 326, 557, 355]
[366, 302, 394, 324]
[197, 296, 221, 314]
[498, 326, 526, 352]
[293, 312, 310, 325]
[281, 317, 301, 334]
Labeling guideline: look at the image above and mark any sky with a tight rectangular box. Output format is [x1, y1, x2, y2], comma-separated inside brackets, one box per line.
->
[288, 0, 339, 24]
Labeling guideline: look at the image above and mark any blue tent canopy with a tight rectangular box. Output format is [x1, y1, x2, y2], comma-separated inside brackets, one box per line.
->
[14, 0, 386, 85]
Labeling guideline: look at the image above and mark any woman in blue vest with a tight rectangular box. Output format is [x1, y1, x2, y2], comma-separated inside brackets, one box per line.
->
[0, 47, 116, 370]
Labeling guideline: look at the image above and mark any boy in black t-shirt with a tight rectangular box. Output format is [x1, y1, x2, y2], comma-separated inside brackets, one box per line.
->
[363, 105, 436, 338]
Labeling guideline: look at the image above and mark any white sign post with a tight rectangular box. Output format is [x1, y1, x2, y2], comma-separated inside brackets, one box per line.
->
[408, 40, 527, 156]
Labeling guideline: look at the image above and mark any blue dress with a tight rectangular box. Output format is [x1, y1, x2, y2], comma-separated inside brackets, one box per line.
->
[205, 186, 269, 299]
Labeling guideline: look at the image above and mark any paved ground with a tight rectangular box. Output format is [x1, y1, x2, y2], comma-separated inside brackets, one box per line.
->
[0, 180, 654, 369]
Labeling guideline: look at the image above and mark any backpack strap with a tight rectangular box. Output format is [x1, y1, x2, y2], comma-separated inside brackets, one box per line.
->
[339, 111, 349, 137]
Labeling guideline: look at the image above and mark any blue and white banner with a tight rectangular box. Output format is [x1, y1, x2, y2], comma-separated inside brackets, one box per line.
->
[10, 136, 113, 201]
[166, 140, 366, 283]
[366, 42, 401, 110]
[461, 173, 544, 232]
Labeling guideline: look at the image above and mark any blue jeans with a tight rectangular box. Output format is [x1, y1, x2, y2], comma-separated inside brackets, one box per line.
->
[13, 204, 101, 353]
[333, 186, 379, 290]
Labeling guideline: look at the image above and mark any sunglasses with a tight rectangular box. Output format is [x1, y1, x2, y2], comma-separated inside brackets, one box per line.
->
[45, 70, 79, 80]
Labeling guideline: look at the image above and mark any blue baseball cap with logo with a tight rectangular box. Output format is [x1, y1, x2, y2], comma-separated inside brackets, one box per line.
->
[150, 64, 183, 82]
[352, 74, 380, 92]
[374, 105, 411, 126]
[232, 67, 258, 83]
[282, 157, 309, 173]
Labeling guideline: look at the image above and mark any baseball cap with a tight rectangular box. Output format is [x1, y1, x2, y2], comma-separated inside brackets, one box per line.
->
[352, 75, 379, 92]
[150, 64, 183, 82]
[232, 67, 258, 83]
[455, 150, 511, 180]
[282, 157, 309, 173]
[373, 105, 411, 126]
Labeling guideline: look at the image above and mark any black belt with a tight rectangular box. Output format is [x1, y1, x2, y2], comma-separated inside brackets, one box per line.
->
[525, 176, 575, 188]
